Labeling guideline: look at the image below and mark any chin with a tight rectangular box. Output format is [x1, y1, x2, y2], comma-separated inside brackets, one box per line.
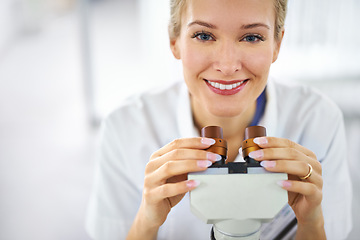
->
[207, 105, 245, 118]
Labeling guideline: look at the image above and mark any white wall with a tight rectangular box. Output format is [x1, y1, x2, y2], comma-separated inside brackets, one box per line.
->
[0, 0, 16, 54]
[91, 0, 181, 117]
[271, 0, 360, 80]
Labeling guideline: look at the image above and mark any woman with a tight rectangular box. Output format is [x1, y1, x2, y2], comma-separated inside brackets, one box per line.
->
[86, 0, 352, 239]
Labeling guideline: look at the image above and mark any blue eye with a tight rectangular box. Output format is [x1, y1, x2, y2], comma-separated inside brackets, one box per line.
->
[192, 31, 215, 41]
[198, 33, 212, 41]
[243, 34, 264, 43]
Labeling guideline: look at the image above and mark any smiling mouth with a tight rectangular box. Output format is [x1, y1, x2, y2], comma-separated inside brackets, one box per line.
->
[205, 79, 248, 90]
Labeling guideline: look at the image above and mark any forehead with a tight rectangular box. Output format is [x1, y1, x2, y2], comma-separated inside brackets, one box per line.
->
[182, 0, 275, 31]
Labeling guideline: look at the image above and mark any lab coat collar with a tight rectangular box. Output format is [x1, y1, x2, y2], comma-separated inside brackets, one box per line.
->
[176, 82, 199, 138]
[260, 78, 278, 137]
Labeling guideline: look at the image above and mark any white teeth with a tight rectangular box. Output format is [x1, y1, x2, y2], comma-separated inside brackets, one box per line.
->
[207, 80, 244, 90]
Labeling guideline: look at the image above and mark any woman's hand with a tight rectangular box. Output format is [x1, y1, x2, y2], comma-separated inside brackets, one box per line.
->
[247, 137, 326, 238]
[127, 137, 221, 240]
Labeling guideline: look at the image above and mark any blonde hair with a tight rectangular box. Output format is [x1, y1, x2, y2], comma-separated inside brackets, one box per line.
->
[168, 0, 288, 40]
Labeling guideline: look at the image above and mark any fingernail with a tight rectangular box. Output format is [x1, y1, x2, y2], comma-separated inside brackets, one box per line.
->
[201, 138, 216, 145]
[207, 152, 222, 161]
[277, 180, 291, 188]
[238, 147, 243, 158]
[197, 160, 212, 168]
[249, 150, 264, 159]
[260, 161, 276, 168]
[253, 137, 268, 145]
[187, 180, 200, 188]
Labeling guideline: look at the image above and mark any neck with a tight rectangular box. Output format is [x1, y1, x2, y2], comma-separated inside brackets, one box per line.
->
[191, 97, 256, 141]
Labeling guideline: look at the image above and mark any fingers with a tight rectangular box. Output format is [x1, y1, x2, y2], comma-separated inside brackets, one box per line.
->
[147, 137, 221, 173]
[248, 137, 322, 174]
[249, 148, 321, 183]
[249, 147, 312, 162]
[246, 136, 322, 188]
[151, 137, 216, 159]
[259, 160, 323, 186]
[144, 137, 218, 202]
[141, 137, 213, 223]
[277, 180, 322, 205]
[253, 137, 316, 158]
[147, 149, 221, 173]
[145, 179, 200, 203]
[246, 136, 323, 222]
[146, 159, 213, 185]
[248, 147, 321, 172]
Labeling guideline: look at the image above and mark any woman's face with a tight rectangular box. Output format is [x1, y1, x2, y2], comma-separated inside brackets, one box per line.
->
[170, 0, 283, 118]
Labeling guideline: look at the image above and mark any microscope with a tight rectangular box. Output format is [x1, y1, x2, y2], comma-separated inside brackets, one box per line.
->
[188, 126, 288, 240]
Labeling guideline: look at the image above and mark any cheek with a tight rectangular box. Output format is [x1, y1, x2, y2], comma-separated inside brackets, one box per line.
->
[181, 43, 209, 77]
[244, 48, 274, 78]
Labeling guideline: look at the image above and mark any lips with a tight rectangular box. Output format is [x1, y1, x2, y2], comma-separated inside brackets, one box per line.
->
[204, 79, 248, 95]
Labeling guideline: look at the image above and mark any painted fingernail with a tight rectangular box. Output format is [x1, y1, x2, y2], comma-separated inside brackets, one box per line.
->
[253, 137, 268, 145]
[207, 152, 222, 161]
[197, 160, 212, 168]
[187, 180, 200, 188]
[249, 150, 264, 159]
[260, 161, 276, 168]
[277, 180, 292, 188]
[201, 138, 216, 145]
[238, 147, 243, 158]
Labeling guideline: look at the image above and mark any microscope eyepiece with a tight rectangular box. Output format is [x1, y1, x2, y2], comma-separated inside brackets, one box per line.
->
[242, 126, 266, 166]
[244, 126, 266, 139]
[201, 126, 223, 139]
[201, 126, 227, 166]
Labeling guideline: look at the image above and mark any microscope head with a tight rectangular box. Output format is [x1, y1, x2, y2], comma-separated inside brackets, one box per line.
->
[189, 125, 287, 230]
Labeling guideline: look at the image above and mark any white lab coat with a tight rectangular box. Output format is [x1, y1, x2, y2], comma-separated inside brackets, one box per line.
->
[85, 79, 352, 240]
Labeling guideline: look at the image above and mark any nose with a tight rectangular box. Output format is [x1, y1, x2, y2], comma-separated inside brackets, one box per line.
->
[213, 41, 242, 76]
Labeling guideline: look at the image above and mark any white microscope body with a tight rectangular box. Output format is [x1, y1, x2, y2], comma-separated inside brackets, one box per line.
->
[189, 126, 288, 240]
[188, 164, 287, 239]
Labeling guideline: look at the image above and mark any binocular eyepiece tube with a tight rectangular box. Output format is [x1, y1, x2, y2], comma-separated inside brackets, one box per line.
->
[242, 126, 266, 166]
[201, 125, 266, 166]
[201, 126, 228, 166]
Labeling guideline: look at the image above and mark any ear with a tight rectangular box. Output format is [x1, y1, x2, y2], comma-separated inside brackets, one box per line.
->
[272, 29, 285, 63]
[170, 37, 181, 60]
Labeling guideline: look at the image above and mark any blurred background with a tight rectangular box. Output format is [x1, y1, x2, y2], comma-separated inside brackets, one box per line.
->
[0, 0, 359, 239]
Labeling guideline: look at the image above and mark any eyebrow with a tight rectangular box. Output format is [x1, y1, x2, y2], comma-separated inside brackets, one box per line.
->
[187, 21, 270, 30]
[241, 23, 270, 30]
[187, 20, 216, 29]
